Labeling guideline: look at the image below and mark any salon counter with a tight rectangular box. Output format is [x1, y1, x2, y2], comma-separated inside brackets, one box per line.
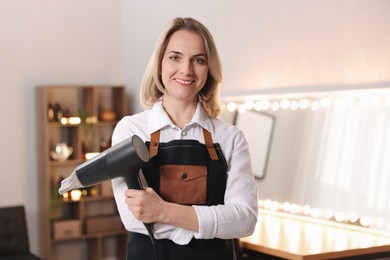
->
[240, 209, 390, 259]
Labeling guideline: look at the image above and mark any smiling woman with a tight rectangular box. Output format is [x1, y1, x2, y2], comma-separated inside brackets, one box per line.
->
[111, 17, 258, 260]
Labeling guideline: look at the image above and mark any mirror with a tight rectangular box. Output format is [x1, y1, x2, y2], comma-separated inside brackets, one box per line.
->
[234, 110, 275, 179]
[221, 87, 390, 233]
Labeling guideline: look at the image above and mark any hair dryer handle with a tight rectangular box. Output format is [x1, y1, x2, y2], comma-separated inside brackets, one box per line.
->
[124, 170, 156, 246]
[124, 170, 143, 190]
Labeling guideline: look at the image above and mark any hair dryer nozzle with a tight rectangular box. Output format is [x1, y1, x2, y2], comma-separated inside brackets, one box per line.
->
[58, 170, 83, 195]
[58, 135, 150, 195]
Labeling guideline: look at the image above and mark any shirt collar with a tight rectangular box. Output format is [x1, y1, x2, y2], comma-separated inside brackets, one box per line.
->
[147, 101, 215, 134]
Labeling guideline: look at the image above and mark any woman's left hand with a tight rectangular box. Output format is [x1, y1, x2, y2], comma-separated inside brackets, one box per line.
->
[124, 187, 166, 223]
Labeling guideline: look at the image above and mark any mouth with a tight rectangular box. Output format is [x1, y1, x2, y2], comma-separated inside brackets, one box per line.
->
[175, 78, 195, 86]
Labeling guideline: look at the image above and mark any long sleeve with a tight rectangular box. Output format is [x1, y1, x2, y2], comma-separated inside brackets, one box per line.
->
[111, 102, 258, 245]
[193, 128, 258, 239]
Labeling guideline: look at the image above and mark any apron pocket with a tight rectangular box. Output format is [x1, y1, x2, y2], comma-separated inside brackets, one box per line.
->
[160, 164, 207, 205]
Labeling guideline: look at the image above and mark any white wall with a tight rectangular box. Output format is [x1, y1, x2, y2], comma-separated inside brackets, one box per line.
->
[1, 0, 390, 256]
[123, 0, 390, 99]
[0, 1, 123, 255]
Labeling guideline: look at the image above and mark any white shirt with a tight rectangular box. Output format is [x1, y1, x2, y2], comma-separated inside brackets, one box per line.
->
[111, 101, 258, 245]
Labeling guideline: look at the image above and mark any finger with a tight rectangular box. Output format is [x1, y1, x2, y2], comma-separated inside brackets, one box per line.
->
[124, 188, 142, 198]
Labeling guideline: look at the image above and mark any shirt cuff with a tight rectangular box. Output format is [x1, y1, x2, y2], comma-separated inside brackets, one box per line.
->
[193, 205, 217, 239]
[153, 223, 193, 245]
[169, 227, 193, 245]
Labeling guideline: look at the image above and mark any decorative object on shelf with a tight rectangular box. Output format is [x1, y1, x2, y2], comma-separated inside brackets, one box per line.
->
[100, 108, 117, 121]
[47, 102, 66, 122]
[50, 142, 73, 161]
[53, 103, 63, 122]
[47, 103, 55, 122]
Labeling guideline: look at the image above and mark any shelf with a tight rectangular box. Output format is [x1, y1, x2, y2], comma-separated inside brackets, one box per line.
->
[48, 120, 120, 128]
[36, 85, 128, 260]
[52, 195, 116, 204]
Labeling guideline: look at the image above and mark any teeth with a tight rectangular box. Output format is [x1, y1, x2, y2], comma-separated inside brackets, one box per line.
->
[176, 79, 193, 84]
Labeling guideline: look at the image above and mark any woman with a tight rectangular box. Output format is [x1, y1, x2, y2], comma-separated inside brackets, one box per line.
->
[112, 17, 258, 260]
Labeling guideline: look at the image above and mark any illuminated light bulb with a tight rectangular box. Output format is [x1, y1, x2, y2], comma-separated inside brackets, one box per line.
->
[71, 190, 82, 201]
[290, 100, 298, 110]
[255, 100, 270, 110]
[238, 104, 246, 113]
[282, 202, 290, 212]
[303, 205, 311, 215]
[263, 100, 270, 110]
[62, 192, 69, 201]
[69, 117, 81, 124]
[360, 216, 371, 227]
[311, 101, 320, 111]
[298, 99, 309, 110]
[255, 102, 263, 111]
[270, 201, 279, 211]
[290, 204, 299, 214]
[280, 99, 290, 109]
[60, 117, 81, 125]
[310, 208, 321, 218]
[335, 211, 346, 222]
[325, 209, 334, 219]
[226, 102, 237, 112]
[264, 199, 272, 209]
[349, 212, 359, 223]
[85, 152, 100, 160]
[244, 100, 255, 110]
[86, 116, 97, 124]
[320, 97, 331, 108]
[271, 102, 279, 111]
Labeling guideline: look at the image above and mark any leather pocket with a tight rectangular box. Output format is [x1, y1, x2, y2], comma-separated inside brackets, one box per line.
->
[160, 165, 207, 205]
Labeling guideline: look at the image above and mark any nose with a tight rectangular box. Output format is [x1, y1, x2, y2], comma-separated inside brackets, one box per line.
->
[180, 60, 194, 75]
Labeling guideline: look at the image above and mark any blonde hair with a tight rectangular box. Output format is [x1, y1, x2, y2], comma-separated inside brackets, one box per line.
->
[139, 17, 223, 118]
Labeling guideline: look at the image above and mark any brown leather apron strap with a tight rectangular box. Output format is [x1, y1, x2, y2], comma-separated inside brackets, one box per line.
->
[149, 130, 160, 158]
[149, 128, 218, 160]
[202, 128, 218, 161]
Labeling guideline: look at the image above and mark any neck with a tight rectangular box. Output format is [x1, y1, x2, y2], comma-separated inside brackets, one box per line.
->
[162, 98, 197, 129]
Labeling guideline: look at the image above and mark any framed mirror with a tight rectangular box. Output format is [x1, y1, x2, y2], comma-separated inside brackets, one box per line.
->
[235, 110, 275, 179]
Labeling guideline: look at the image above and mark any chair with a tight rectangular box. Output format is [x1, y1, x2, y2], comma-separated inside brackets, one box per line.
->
[0, 205, 41, 260]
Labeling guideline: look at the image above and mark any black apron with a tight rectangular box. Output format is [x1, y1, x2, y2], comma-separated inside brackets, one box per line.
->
[126, 128, 234, 260]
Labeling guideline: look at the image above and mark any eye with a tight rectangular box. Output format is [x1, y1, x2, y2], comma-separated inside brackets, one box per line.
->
[169, 55, 180, 61]
[193, 57, 206, 65]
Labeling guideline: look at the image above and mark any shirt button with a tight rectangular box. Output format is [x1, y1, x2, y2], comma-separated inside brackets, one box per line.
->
[181, 130, 187, 136]
[181, 173, 188, 179]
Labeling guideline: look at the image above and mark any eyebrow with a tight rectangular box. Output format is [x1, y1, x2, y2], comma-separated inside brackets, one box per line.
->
[168, 51, 207, 58]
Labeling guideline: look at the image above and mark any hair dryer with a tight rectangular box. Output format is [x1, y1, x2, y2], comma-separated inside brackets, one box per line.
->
[58, 135, 156, 245]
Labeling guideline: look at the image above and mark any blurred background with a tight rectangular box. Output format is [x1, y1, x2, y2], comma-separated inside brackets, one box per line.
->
[1, 0, 389, 257]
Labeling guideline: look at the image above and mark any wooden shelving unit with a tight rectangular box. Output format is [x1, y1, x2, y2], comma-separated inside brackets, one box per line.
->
[35, 85, 128, 260]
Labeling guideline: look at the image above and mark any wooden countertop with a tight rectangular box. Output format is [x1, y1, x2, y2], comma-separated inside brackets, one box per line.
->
[240, 209, 390, 259]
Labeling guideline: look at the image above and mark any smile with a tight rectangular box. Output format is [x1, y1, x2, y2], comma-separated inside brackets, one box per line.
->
[175, 78, 194, 85]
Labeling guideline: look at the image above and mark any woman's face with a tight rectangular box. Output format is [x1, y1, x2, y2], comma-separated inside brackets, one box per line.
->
[161, 30, 209, 105]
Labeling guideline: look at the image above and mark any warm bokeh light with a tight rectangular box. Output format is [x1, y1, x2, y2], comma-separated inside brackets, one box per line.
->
[257, 199, 388, 231]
